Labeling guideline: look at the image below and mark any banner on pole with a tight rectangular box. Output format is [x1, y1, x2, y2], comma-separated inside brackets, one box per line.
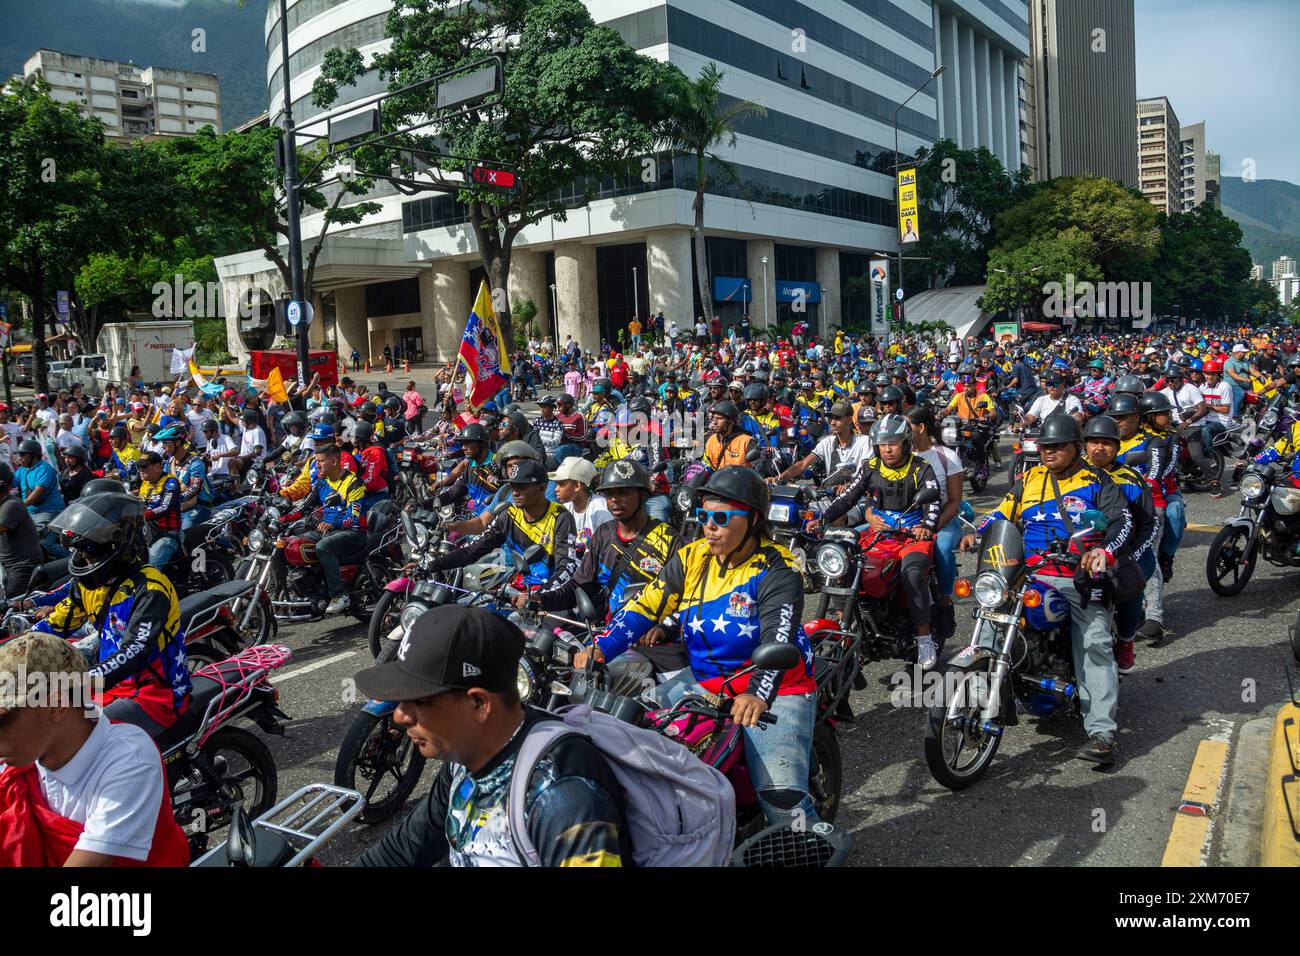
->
[897, 168, 919, 245]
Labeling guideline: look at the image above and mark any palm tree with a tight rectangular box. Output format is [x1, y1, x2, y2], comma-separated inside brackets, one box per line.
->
[663, 64, 766, 330]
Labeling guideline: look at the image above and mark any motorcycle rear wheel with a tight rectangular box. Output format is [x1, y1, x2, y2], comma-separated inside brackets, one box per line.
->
[179, 726, 278, 838]
[1206, 524, 1257, 596]
[1291, 607, 1300, 664]
[809, 723, 842, 822]
[923, 665, 1002, 790]
[368, 588, 406, 659]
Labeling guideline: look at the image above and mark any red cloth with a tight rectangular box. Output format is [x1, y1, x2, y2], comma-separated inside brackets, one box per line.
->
[0, 761, 189, 867]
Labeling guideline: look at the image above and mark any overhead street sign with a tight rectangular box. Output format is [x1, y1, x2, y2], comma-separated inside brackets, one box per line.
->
[286, 300, 313, 328]
[469, 165, 517, 189]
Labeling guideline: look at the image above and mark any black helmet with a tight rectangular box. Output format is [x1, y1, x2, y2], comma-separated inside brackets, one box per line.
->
[1037, 414, 1083, 446]
[282, 411, 305, 431]
[240, 408, 259, 424]
[599, 458, 651, 492]
[627, 396, 652, 415]
[878, 385, 904, 404]
[743, 383, 766, 403]
[82, 477, 126, 496]
[870, 413, 911, 451]
[110, 426, 129, 440]
[17, 439, 42, 457]
[1140, 391, 1173, 416]
[1164, 365, 1185, 380]
[699, 466, 769, 514]
[353, 421, 375, 445]
[50, 492, 145, 587]
[1083, 416, 1121, 443]
[61, 444, 88, 462]
[201, 418, 219, 434]
[1113, 374, 1145, 395]
[384, 396, 404, 415]
[458, 423, 490, 443]
[957, 362, 977, 375]
[711, 400, 740, 420]
[1042, 371, 1065, 386]
[1107, 393, 1141, 416]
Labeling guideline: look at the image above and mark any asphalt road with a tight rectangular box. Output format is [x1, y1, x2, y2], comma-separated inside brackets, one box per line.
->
[250, 447, 1300, 867]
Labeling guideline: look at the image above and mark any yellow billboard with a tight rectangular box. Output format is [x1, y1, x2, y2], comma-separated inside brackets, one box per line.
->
[897, 167, 919, 244]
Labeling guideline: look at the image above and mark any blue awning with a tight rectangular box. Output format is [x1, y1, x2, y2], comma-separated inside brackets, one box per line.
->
[775, 280, 821, 304]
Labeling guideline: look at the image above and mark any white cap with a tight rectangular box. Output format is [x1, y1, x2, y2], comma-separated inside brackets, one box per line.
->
[1143, 347, 1157, 355]
[1232, 343, 1247, 353]
[551, 457, 597, 486]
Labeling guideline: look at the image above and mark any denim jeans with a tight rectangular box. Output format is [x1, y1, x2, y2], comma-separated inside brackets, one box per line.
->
[1161, 493, 1186, 559]
[181, 505, 211, 530]
[1115, 550, 1156, 642]
[1142, 507, 1167, 624]
[653, 672, 821, 826]
[149, 533, 181, 569]
[1228, 384, 1244, 420]
[933, 517, 961, 598]
[31, 511, 68, 559]
[316, 529, 366, 597]
[552, 443, 584, 464]
[1043, 574, 1118, 737]
[645, 494, 670, 524]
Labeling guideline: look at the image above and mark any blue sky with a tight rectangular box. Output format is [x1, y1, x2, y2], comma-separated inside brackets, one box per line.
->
[1135, 0, 1299, 184]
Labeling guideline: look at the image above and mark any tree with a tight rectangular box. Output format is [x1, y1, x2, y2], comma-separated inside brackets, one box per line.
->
[1145, 205, 1254, 320]
[1242, 277, 1281, 318]
[980, 229, 1102, 316]
[909, 139, 1030, 289]
[661, 63, 765, 327]
[161, 126, 382, 302]
[311, 0, 677, 346]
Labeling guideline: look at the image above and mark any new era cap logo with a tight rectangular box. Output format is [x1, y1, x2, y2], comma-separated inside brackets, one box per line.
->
[507, 464, 519, 479]
[463, 662, 481, 678]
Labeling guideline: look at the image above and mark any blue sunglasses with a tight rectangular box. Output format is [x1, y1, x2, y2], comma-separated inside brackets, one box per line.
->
[695, 507, 750, 527]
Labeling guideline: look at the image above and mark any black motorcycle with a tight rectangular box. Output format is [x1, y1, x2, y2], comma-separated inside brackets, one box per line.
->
[1206, 459, 1300, 596]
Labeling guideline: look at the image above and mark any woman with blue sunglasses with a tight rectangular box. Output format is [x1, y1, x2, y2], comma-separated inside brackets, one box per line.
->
[574, 466, 820, 827]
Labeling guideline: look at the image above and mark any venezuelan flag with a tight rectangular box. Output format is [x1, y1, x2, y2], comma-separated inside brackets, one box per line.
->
[457, 280, 511, 412]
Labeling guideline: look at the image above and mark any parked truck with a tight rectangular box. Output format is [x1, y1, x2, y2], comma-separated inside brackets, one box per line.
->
[50, 353, 107, 393]
[95, 320, 195, 390]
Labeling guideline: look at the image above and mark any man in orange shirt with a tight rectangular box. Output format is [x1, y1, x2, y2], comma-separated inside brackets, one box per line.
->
[628, 316, 642, 350]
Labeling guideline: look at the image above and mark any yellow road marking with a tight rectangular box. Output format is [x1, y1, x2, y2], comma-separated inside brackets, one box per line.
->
[1261, 705, 1300, 867]
[1161, 739, 1229, 867]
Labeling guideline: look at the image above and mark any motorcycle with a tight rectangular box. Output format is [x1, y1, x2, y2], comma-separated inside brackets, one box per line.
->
[235, 497, 403, 625]
[163, 643, 295, 854]
[944, 415, 993, 493]
[922, 511, 1109, 789]
[391, 442, 441, 509]
[1009, 425, 1041, 486]
[803, 487, 945, 669]
[1205, 459, 1300, 596]
[366, 506, 464, 658]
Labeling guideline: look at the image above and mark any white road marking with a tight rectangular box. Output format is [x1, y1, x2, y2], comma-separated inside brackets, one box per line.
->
[274, 651, 357, 682]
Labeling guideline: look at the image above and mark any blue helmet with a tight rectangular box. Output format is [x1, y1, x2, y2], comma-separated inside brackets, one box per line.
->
[154, 423, 187, 443]
[310, 422, 337, 443]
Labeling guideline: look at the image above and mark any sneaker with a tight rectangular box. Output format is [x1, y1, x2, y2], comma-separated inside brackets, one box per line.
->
[1114, 638, 1136, 675]
[1136, 618, 1165, 642]
[916, 637, 938, 670]
[325, 594, 350, 614]
[1210, 482, 1227, 499]
[1076, 733, 1116, 765]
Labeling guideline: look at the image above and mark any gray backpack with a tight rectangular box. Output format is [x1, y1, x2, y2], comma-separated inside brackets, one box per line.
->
[508, 705, 736, 867]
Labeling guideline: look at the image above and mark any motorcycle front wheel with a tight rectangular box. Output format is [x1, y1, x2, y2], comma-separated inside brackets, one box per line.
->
[1206, 524, 1258, 596]
[923, 665, 1002, 790]
[368, 588, 406, 659]
[334, 710, 427, 824]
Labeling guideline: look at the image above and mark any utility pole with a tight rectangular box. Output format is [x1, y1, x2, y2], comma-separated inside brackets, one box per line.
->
[277, 0, 309, 386]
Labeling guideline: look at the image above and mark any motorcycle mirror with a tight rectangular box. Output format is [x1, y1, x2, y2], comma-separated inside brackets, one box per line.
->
[650, 460, 668, 475]
[912, 487, 942, 508]
[1078, 509, 1108, 532]
[400, 511, 417, 541]
[522, 544, 544, 566]
[745, 446, 762, 464]
[751, 642, 802, 672]
[512, 551, 528, 574]
[574, 587, 600, 623]
[226, 805, 258, 868]
[491, 499, 511, 517]
[959, 500, 975, 521]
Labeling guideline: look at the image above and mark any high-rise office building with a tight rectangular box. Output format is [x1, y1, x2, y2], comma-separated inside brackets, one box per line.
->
[1137, 96, 1181, 214]
[218, 0, 1031, 361]
[1020, 0, 1138, 186]
[22, 49, 222, 142]
[1177, 121, 1219, 212]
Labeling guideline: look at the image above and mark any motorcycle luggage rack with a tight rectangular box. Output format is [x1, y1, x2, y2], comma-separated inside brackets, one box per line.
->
[192, 784, 364, 867]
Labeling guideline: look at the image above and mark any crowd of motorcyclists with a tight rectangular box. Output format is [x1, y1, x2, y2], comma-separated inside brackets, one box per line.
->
[1, 319, 1298, 868]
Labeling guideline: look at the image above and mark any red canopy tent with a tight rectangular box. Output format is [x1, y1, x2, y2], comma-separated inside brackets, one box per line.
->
[1021, 321, 1062, 332]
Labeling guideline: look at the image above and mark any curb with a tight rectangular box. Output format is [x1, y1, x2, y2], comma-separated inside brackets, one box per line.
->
[1260, 701, 1300, 866]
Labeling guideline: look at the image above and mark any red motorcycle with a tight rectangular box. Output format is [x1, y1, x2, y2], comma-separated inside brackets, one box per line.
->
[804, 487, 943, 676]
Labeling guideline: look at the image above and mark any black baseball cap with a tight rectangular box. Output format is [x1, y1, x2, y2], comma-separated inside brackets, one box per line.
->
[354, 605, 525, 702]
[503, 458, 548, 486]
[138, 451, 164, 467]
[828, 402, 854, 419]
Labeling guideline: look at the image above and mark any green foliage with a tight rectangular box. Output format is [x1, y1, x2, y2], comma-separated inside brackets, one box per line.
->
[312, 0, 677, 344]
[195, 317, 233, 365]
[981, 230, 1102, 313]
[512, 298, 538, 337]
[910, 140, 1031, 289]
[1142, 205, 1254, 320]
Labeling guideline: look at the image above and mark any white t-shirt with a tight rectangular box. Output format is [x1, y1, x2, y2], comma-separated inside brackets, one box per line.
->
[34, 406, 57, 428]
[812, 434, 874, 480]
[33, 711, 168, 861]
[1198, 380, 1233, 426]
[1027, 393, 1082, 421]
[187, 408, 215, 444]
[567, 494, 613, 553]
[55, 430, 82, 454]
[239, 425, 267, 459]
[919, 445, 963, 509]
[204, 434, 237, 476]
[1160, 383, 1203, 424]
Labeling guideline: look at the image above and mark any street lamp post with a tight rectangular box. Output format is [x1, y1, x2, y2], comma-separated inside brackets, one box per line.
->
[276, 0, 309, 386]
[761, 255, 769, 329]
[550, 283, 559, 345]
[632, 266, 639, 323]
[892, 65, 944, 340]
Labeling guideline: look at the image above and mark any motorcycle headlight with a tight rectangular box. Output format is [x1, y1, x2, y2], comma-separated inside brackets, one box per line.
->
[768, 502, 792, 523]
[1271, 487, 1300, 516]
[399, 602, 429, 633]
[1239, 473, 1266, 501]
[974, 571, 1008, 609]
[247, 528, 266, 552]
[815, 543, 848, 580]
[414, 524, 430, 548]
[439, 504, 456, 521]
[516, 659, 534, 701]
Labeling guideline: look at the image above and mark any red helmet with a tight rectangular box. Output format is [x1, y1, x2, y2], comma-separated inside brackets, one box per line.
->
[1202, 359, 1223, 373]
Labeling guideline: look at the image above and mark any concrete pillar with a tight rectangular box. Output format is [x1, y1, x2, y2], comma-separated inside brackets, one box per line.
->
[307, 291, 327, 349]
[942, 12, 962, 145]
[815, 248, 841, 337]
[553, 242, 599, 350]
[1005, 57, 1020, 174]
[222, 278, 248, 362]
[746, 238, 776, 331]
[960, 24, 977, 150]
[645, 228, 693, 332]
[417, 267, 438, 364]
[991, 47, 1006, 170]
[977, 35, 993, 150]
[429, 259, 470, 362]
[506, 248, 550, 342]
[333, 285, 369, 363]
